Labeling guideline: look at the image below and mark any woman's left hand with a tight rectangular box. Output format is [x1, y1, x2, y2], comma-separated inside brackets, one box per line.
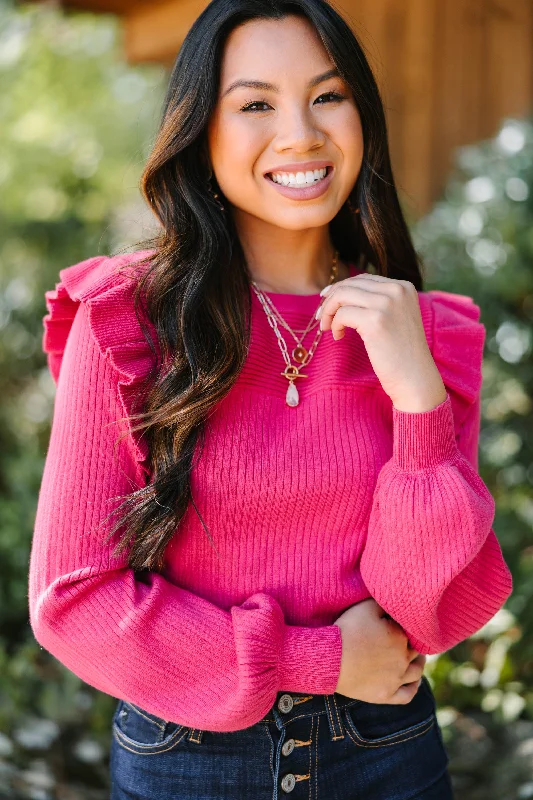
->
[316, 273, 447, 413]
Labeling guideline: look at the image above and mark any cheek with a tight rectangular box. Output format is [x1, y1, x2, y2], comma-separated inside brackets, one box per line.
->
[332, 111, 364, 178]
[213, 117, 269, 183]
[208, 111, 261, 163]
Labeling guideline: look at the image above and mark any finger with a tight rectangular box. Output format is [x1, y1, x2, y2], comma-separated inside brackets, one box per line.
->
[353, 274, 415, 291]
[350, 276, 417, 300]
[402, 660, 425, 684]
[323, 304, 370, 340]
[318, 278, 407, 324]
[351, 275, 418, 299]
[318, 283, 387, 323]
[410, 654, 426, 671]
[388, 678, 422, 705]
[321, 274, 407, 299]
[351, 273, 392, 282]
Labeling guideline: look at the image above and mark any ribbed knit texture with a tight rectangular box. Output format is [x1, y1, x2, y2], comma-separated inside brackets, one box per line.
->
[28, 250, 513, 733]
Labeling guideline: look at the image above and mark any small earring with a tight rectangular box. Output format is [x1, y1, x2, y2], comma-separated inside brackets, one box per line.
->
[206, 168, 226, 213]
[347, 197, 360, 215]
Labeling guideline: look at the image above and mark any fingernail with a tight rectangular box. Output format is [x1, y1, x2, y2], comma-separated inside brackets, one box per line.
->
[319, 284, 332, 297]
[319, 318, 323, 330]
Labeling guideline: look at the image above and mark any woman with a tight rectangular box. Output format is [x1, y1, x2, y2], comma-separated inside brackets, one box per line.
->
[29, 0, 513, 797]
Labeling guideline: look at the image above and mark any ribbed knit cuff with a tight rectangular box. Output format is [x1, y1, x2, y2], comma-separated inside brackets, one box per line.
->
[278, 623, 343, 695]
[392, 392, 459, 471]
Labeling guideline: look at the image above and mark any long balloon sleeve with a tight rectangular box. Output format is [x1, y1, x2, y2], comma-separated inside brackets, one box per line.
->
[29, 262, 342, 733]
[359, 293, 513, 654]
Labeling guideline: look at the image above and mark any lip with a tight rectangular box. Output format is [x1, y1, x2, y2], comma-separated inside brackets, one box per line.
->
[264, 165, 334, 200]
[263, 160, 333, 177]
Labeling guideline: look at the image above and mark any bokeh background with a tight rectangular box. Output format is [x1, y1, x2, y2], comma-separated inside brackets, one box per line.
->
[0, 0, 531, 797]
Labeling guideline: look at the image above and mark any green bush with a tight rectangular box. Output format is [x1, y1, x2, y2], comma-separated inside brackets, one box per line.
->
[412, 116, 532, 727]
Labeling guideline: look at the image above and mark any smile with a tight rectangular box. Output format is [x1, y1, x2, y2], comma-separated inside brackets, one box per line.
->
[267, 166, 331, 186]
[264, 166, 334, 200]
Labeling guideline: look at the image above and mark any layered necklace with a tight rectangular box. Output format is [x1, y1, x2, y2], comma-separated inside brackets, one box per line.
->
[250, 249, 339, 407]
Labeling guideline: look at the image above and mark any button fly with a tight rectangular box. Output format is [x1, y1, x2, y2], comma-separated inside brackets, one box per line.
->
[282, 738, 295, 756]
[281, 773, 296, 792]
[278, 694, 294, 713]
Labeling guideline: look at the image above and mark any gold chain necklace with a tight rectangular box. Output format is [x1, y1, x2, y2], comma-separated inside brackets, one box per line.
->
[250, 250, 339, 407]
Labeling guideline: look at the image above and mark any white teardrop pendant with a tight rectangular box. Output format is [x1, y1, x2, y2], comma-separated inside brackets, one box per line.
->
[286, 380, 299, 407]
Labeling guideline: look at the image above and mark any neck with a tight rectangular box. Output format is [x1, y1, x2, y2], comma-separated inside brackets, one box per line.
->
[235, 217, 348, 295]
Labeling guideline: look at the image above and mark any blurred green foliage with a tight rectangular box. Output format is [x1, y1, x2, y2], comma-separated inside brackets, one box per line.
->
[0, 1, 166, 789]
[412, 119, 533, 732]
[0, 0, 530, 795]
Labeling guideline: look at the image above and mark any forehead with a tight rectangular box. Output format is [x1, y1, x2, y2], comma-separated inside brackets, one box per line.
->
[218, 15, 334, 90]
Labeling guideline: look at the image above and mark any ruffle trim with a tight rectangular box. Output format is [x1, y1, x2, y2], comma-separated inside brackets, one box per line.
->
[419, 289, 486, 430]
[43, 256, 486, 472]
[43, 250, 158, 473]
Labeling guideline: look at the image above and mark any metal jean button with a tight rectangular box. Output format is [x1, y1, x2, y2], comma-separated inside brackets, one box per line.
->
[282, 738, 295, 756]
[278, 694, 294, 713]
[281, 773, 296, 792]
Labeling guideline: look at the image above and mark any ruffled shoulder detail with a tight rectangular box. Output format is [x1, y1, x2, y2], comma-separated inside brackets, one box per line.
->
[43, 250, 158, 472]
[418, 289, 486, 429]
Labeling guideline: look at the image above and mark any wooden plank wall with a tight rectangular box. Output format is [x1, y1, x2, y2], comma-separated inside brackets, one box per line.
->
[334, 0, 533, 216]
[121, 0, 533, 216]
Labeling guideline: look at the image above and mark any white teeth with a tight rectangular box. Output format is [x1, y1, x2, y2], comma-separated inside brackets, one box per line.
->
[269, 167, 328, 186]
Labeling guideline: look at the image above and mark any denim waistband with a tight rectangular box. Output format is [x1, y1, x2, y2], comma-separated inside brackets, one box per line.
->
[258, 689, 360, 738]
[183, 678, 432, 745]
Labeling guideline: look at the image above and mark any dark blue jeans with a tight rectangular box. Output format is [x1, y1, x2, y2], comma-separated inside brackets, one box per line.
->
[110, 675, 453, 799]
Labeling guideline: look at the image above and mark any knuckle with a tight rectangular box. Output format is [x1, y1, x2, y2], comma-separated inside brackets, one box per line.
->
[379, 294, 395, 311]
[369, 309, 383, 327]
[387, 285, 402, 302]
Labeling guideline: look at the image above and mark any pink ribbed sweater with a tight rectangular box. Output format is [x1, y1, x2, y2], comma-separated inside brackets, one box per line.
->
[29, 250, 513, 733]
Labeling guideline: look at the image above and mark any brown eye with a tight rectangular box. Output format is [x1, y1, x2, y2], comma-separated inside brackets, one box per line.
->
[239, 99, 271, 113]
[314, 92, 345, 104]
[240, 92, 345, 113]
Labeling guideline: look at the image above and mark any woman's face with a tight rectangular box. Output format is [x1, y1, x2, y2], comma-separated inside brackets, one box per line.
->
[206, 14, 364, 232]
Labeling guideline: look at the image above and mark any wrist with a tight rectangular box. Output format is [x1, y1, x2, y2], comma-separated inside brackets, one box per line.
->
[391, 377, 447, 414]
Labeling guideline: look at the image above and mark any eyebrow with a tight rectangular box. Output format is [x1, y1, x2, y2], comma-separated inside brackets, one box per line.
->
[221, 68, 342, 98]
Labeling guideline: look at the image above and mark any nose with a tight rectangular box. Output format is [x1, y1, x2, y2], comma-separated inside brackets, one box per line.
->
[272, 106, 326, 155]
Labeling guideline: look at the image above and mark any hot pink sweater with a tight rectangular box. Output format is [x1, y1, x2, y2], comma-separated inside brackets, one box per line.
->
[29, 250, 513, 733]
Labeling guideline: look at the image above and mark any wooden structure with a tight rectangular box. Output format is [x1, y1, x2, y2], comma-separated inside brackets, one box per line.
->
[27, 0, 533, 216]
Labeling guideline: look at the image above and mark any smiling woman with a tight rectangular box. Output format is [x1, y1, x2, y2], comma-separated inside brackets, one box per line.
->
[29, 0, 512, 798]
[206, 16, 364, 262]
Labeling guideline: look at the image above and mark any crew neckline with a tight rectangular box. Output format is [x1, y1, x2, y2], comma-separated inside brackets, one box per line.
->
[250, 261, 363, 311]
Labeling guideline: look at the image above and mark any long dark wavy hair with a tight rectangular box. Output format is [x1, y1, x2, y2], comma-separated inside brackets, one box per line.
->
[102, 0, 425, 574]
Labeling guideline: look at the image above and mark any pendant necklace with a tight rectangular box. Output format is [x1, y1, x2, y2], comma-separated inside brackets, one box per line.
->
[250, 250, 339, 407]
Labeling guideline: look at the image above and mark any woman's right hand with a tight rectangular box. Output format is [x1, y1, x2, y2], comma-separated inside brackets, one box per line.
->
[332, 597, 427, 704]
